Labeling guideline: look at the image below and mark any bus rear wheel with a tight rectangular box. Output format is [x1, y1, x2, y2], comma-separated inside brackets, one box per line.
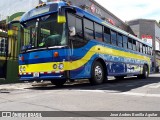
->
[137, 65, 149, 79]
[51, 79, 66, 87]
[89, 61, 105, 85]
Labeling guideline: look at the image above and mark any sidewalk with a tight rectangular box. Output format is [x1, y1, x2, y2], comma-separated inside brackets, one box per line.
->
[0, 82, 32, 90]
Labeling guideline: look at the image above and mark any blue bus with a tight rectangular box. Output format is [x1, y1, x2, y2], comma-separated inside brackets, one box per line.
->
[18, 1, 153, 86]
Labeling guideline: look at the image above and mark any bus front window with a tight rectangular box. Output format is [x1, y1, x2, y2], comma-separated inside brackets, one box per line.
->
[21, 14, 67, 51]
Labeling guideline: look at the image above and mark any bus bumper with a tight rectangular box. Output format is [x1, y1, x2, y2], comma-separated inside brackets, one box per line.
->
[19, 71, 67, 81]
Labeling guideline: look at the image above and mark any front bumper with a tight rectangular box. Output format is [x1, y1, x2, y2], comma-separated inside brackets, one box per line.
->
[19, 71, 67, 81]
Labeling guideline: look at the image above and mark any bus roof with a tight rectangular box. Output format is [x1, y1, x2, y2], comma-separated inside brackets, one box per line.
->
[20, 1, 66, 22]
[20, 1, 152, 47]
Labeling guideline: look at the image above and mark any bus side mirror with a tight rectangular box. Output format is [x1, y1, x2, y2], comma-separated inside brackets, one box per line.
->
[69, 26, 76, 36]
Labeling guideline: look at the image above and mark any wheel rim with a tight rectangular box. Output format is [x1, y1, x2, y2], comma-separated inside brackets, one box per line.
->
[95, 66, 103, 81]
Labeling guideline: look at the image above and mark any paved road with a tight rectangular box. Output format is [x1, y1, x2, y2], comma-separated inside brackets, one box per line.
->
[0, 74, 160, 120]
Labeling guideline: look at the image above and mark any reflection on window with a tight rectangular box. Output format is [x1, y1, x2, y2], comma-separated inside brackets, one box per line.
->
[123, 36, 128, 49]
[84, 18, 93, 30]
[143, 44, 146, 54]
[95, 23, 103, 42]
[95, 32, 103, 42]
[136, 41, 140, 52]
[84, 18, 94, 40]
[128, 38, 132, 50]
[85, 29, 94, 40]
[39, 19, 66, 47]
[111, 31, 117, 46]
[95, 23, 102, 33]
[140, 43, 143, 53]
[104, 27, 111, 44]
[133, 40, 136, 51]
[117, 34, 123, 47]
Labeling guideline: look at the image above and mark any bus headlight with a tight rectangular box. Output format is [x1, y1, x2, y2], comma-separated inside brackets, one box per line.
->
[19, 66, 26, 72]
[53, 64, 57, 69]
[59, 63, 64, 70]
[22, 66, 26, 72]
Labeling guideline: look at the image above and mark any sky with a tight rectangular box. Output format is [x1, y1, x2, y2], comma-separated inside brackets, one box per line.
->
[95, 0, 160, 22]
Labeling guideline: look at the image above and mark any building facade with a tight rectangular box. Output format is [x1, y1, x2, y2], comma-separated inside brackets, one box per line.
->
[0, 0, 40, 82]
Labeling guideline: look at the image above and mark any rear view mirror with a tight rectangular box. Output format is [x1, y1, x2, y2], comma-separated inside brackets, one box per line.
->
[69, 26, 76, 36]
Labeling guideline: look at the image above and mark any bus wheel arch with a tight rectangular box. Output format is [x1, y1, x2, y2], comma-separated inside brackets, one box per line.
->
[89, 58, 108, 85]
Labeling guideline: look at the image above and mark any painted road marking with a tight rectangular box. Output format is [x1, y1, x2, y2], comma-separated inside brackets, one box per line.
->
[142, 83, 160, 89]
[116, 92, 160, 98]
[76, 90, 160, 98]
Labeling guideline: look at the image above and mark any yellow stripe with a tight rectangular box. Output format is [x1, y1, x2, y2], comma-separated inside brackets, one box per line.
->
[19, 45, 151, 73]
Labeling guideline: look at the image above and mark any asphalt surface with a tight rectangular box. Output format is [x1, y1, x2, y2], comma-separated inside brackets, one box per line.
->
[0, 74, 160, 120]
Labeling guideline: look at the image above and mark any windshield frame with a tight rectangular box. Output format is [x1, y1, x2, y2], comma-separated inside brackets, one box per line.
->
[20, 13, 68, 52]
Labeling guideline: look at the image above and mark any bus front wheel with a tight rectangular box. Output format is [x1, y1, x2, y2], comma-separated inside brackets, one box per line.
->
[51, 79, 66, 87]
[89, 61, 105, 85]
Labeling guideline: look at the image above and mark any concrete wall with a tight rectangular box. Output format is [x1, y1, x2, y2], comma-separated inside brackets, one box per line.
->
[155, 24, 160, 51]
[128, 24, 140, 38]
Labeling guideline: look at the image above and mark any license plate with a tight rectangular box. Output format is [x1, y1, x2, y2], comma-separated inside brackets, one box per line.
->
[33, 72, 39, 78]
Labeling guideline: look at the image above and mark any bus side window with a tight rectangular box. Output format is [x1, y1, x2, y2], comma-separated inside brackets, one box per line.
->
[136, 41, 140, 52]
[140, 43, 143, 53]
[123, 36, 128, 49]
[117, 34, 123, 47]
[104, 27, 111, 44]
[150, 47, 153, 55]
[84, 18, 94, 40]
[67, 13, 85, 48]
[67, 13, 76, 27]
[148, 47, 151, 55]
[76, 17, 83, 40]
[132, 40, 136, 51]
[143, 44, 146, 54]
[146, 45, 148, 55]
[128, 37, 133, 50]
[111, 30, 117, 46]
[94, 23, 103, 42]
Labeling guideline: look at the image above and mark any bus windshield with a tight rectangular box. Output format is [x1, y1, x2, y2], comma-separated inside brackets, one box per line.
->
[21, 14, 67, 51]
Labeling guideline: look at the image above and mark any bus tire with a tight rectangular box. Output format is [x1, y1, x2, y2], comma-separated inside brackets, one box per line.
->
[142, 65, 149, 79]
[51, 79, 66, 87]
[137, 65, 149, 79]
[89, 61, 104, 85]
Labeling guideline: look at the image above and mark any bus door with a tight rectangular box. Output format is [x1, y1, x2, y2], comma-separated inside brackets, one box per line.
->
[67, 12, 88, 79]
